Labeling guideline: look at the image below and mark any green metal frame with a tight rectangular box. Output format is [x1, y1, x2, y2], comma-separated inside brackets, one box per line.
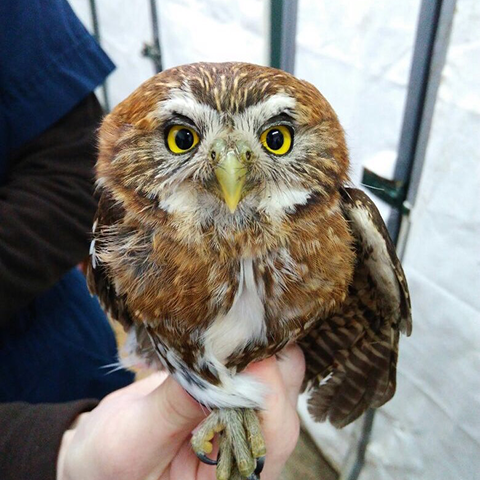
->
[268, 0, 297, 74]
[362, 168, 410, 215]
[269, 0, 284, 69]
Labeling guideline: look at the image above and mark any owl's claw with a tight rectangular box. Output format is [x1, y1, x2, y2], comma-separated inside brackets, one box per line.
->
[192, 408, 266, 479]
[247, 459, 265, 480]
[254, 455, 266, 475]
[196, 453, 264, 478]
[195, 452, 218, 465]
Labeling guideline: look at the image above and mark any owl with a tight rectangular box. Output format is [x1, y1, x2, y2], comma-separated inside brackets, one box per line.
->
[87, 62, 411, 480]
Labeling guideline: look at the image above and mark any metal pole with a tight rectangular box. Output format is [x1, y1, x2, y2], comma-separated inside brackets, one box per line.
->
[346, 1, 457, 478]
[269, 0, 298, 73]
[387, 0, 456, 243]
[342, 410, 375, 480]
[88, 0, 111, 112]
[142, 0, 163, 73]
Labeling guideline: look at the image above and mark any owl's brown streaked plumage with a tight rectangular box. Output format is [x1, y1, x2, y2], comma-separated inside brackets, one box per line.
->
[87, 62, 411, 478]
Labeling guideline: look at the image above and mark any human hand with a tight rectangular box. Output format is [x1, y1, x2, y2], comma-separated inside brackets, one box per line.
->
[57, 344, 305, 480]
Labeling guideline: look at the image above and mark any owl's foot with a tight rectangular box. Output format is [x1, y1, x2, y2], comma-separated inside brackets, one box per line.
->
[191, 408, 266, 480]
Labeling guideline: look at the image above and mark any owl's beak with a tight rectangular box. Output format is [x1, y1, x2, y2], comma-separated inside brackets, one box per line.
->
[214, 149, 247, 213]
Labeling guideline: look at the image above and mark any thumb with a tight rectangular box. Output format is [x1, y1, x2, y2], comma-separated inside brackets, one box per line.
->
[113, 375, 207, 479]
[140, 374, 207, 447]
[59, 374, 207, 480]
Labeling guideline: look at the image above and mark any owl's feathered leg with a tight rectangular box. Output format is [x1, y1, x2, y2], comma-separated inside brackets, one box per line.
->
[191, 408, 266, 479]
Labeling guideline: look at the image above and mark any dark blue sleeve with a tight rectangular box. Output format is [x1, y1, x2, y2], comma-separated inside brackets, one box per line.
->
[0, 0, 115, 152]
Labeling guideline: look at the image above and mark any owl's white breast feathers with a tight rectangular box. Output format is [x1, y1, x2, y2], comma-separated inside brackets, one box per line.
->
[195, 258, 268, 408]
[138, 258, 269, 410]
[202, 258, 267, 364]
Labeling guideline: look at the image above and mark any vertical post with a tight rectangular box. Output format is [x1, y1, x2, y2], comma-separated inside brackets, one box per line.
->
[145, 0, 163, 73]
[88, 0, 111, 112]
[387, 0, 457, 243]
[268, 0, 298, 73]
[345, 1, 457, 479]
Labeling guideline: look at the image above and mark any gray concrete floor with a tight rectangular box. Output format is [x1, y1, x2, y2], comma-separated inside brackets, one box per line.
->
[282, 428, 338, 480]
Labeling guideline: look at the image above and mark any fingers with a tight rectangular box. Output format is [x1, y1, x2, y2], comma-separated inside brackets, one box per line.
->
[276, 344, 306, 406]
[241, 348, 305, 479]
[96, 376, 204, 479]
[78, 349, 303, 480]
[59, 371, 208, 480]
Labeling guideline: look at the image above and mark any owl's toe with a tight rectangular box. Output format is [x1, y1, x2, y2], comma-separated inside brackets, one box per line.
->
[191, 410, 224, 464]
[192, 408, 266, 479]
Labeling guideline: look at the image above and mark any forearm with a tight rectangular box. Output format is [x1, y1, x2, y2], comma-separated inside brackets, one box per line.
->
[0, 400, 98, 480]
[0, 94, 103, 324]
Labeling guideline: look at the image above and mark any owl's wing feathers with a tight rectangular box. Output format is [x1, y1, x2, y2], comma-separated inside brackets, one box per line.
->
[86, 189, 134, 330]
[299, 187, 412, 428]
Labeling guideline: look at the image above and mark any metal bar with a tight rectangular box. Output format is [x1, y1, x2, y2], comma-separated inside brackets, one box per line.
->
[280, 0, 298, 74]
[88, 0, 111, 112]
[343, 410, 375, 480]
[404, 0, 457, 208]
[387, 0, 456, 242]
[269, 0, 298, 73]
[146, 0, 163, 73]
[343, 1, 457, 479]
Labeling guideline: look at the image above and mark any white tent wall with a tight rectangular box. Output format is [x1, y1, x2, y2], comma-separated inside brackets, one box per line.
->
[69, 0, 267, 109]
[295, 0, 421, 185]
[299, 2, 480, 479]
[68, 1, 480, 479]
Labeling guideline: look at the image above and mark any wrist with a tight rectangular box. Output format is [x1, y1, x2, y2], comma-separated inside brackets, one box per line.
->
[56, 429, 74, 480]
[56, 413, 84, 480]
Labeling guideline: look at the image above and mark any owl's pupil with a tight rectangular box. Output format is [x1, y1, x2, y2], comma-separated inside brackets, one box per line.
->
[175, 129, 194, 150]
[266, 129, 284, 151]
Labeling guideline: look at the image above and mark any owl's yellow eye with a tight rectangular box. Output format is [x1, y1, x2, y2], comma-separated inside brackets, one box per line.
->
[260, 125, 293, 155]
[166, 125, 199, 154]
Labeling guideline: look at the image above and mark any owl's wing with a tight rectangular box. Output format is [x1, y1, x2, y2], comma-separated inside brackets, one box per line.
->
[86, 189, 133, 330]
[299, 187, 412, 428]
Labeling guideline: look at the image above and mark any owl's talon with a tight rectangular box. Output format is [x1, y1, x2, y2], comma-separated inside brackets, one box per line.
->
[254, 455, 265, 475]
[191, 415, 222, 464]
[195, 452, 218, 466]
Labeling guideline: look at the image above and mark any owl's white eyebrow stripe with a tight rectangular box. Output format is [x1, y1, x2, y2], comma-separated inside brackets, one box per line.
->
[233, 93, 296, 130]
[252, 93, 296, 118]
[158, 88, 223, 137]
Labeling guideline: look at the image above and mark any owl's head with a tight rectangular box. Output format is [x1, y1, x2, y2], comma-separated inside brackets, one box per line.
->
[97, 62, 349, 230]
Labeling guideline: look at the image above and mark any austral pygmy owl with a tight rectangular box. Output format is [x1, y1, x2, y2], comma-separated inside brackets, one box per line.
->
[87, 62, 411, 479]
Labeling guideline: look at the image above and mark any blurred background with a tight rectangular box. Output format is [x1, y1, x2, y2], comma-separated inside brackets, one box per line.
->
[68, 1, 480, 479]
